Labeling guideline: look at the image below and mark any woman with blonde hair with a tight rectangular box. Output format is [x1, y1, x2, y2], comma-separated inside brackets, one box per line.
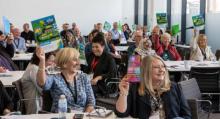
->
[36, 47, 95, 113]
[115, 55, 191, 119]
[190, 31, 215, 61]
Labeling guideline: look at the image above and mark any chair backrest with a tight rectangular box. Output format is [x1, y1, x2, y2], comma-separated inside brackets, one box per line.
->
[215, 49, 220, 61]
[178, 78, 202, 119]
[12, 79, 26, 114]
[189, 67, 220, 93]
[178, 78, 201, 100]
[42, 90, 52, 112]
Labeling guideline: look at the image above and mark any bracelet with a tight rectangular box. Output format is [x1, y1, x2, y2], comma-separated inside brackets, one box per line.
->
[119, 92, 128, 96]
[38, 67, 45, 71]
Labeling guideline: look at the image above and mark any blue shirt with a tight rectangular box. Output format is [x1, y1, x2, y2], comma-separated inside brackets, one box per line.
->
[111, 29, 120, 40]
[43, 71, 95, 112]
[13, 37, 27, 52]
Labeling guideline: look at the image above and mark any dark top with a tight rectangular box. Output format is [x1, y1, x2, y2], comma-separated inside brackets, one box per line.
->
[85, 51, 117, 95]
[0, 43, 18, 70]
[115, 82, 191, 119]
[0, 81, 13, 115]
[60, 29, 73, 40]
[21, 30, 35, 43]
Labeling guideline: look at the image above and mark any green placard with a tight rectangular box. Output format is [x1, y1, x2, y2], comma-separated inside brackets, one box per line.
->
[31, 15, 63, 53]
[192, 15, 205, 27]
[132, 24, 136, 31]
[118, 21, 122, 32]
[156, 13, 167, 25]
[103, 21, 111, 31]
[171, 24, 180, 36]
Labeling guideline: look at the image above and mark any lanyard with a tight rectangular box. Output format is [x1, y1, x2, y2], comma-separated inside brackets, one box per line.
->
[14, 38, 20, 49]
[61, 73, 77, 104]
[91, 57, 99, 71]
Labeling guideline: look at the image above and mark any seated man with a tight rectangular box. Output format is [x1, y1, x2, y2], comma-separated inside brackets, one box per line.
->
[0, 81, 13, 115]
[11, 28, 27, 52]
[0, 30, 18, 71]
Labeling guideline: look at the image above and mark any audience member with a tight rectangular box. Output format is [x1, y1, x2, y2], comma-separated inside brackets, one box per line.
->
[190, 30, 216, 61]
[115, 55, 191, 119]
[21, 23, 35, 43]
[85, 32, 116, 96]
[127, 30, 142, 57]
[0, 31, 18, 71]
[135, 38, 156, 58]
[36, 47, 95, 112]
[111, 22, 121, 45]
[0, 81, 13, 115]
[21, 50, 55, 114]
[12, 28, 27, 52]
[155, 33, 181, 61]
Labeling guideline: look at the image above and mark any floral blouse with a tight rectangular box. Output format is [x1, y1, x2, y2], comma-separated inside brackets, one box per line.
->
[43, 71, 95, 112]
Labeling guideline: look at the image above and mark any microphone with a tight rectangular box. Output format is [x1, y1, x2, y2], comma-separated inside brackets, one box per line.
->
[185, 26, 194, 30]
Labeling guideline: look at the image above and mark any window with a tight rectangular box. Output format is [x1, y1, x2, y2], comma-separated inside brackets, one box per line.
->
[186, 0, 200, 14]
[206, 0, 220, 13]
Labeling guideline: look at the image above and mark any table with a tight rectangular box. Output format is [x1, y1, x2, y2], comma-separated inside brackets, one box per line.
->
[115, 46, 129, 52]
[0, 71, 25, 87]
[165, 61, 220, 72]
[0, 112, 117, 119]
[174, 44, 190, 49]
[12, 53, 33, 61]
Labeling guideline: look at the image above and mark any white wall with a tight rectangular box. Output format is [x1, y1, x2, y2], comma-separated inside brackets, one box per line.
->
[206, 13, 220, 53]
[0, 0, 134, 35]
[122, 0, 134, 26]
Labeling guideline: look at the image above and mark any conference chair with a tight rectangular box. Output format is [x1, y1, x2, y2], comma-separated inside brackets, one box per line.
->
[178, 78, 213, 119]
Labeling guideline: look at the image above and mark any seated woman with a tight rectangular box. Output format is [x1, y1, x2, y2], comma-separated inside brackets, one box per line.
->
[85, 32, 117, 96]
[63, 31, 77, 48]
[135, 38, 156, 58]
[155, 33, 181, 61]
[21, 51, 56, 114]
[36, 47, 95, 113]
[105, 31, 121, 61]
[115, 55, 191, 119]
[0, 81, 13, 115]
[190, 30, 215, 61]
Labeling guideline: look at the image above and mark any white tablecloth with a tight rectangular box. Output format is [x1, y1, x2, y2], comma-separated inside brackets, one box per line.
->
[0, 71, 25, 87]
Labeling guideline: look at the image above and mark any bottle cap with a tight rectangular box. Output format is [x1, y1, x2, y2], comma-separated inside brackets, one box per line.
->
[60, 94, 66, 99]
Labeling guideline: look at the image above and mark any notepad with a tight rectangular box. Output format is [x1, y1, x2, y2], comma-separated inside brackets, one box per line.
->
[86, 110, 113, 118]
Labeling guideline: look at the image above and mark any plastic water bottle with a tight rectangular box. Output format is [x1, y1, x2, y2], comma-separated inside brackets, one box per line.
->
[58, 95, 67, 119]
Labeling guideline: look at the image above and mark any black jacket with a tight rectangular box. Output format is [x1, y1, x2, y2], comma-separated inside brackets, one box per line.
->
[85, 51, 117, 95]
[0, 81, 13, 115]
[115, 82, 191, 119]
[0, 43, 18, 70]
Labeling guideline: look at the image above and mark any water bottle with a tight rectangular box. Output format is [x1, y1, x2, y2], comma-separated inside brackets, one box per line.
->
[58, 95, 67, 119]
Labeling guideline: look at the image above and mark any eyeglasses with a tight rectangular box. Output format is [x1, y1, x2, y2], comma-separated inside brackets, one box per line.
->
[152, 65, 166, 70]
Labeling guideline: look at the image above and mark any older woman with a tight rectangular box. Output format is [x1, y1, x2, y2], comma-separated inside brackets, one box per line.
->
[36, 47, 95, 113]
[115, 55, 191, 119]
[85, 32, 116, 96]
[190, 32, 215, 61]
[135, 38, 156, 57]
[155, 33, 181, 61]
[21, 51, 56, 114]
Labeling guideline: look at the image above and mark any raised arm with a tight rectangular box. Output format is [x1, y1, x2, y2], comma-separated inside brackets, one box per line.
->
[36, 47, 46, 87]
[190, 29, 199, 51]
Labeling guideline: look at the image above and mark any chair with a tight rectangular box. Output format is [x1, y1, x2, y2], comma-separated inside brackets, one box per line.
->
[12, 79, 50, 114]
[178, 78, 212, 119]
[189, 67, 220, 93]
[215, 49, 220, 61]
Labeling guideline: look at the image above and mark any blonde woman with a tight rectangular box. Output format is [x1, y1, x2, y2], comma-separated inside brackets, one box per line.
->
[190, 31, 215, 61]
[36, 47, 95, 113]
[115, 55, 191, 119]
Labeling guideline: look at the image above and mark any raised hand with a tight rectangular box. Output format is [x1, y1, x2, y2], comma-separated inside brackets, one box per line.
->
[119, 75, 129, 94]
[36, 47, 45, 61]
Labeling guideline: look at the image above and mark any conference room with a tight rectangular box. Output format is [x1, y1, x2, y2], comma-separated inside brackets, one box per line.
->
[0, 0, 220, 119]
